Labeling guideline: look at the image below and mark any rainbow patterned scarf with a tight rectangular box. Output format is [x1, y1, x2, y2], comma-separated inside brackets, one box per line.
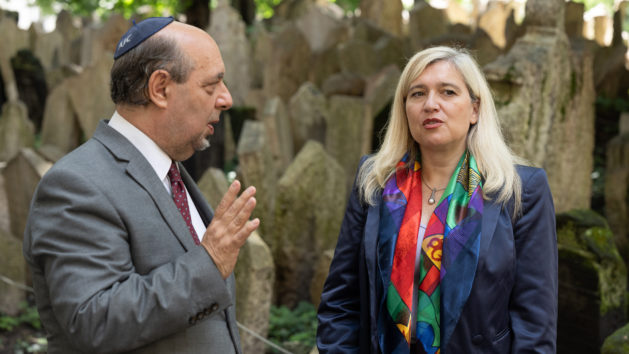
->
[377, 151, 483, 353]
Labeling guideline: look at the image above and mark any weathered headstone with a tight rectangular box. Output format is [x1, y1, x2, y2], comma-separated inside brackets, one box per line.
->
[209, 3, 251, 107]
[262, 23, 311, 101]
[39, 82, 82, 156]
[197, 167, 229, 208]
[484, 0, 595, 213]
[408, 2, 449, 51]
[359, 0, 403, 36]
[237, 120, 276, 240]
[325, 95, 367, 192]
[565, 1, 585, 38]
[234, 231, 275, 354]
[337, 39, 380, 78]
[260, 97, 294, 173]
[321, 72, 365, 97]
[66, 54, 115, 139]
[0, 100, 35, 162]
[80, 13, 128, 67]
[605, 133, 629, 268]
[288, 82, 328, 154]
[363, 65, 400, 154]
[593, 15, 612, 47]
[602, 322, 629, 353]
[557, 210, 626, 354]
[0, 228, 26, 316]
[478, 1, 511, 48]
[3, 148, 52, 240]
[309, 249, 334, 308]
[295, 1, 348, 54]
[273, 141, 346, 307]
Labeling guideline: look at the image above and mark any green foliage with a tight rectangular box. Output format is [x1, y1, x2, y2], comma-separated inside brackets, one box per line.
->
[0, 302, 41, 332]
[254, 0, 281, 19]
[267, 301, 317, 354]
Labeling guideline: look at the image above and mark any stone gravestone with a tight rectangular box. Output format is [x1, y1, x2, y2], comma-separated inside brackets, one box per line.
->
[478, 1, 511, 48]
[557, 210, 627, 354]
[208, 2, 251, 107]
[605, 128, 629, 269]
[484, 0, 595, 213]
[325, 95, 367, 192]
[337, 39, 380, 78]
[0, 227, 26, 316]
[288, 82, 328, 154]
[237, 120, 276, 241]
[3, 148, 52, 241]
[262, 23, 311, 102]
[564, 1, 585, 38]
[260, 97, 294, 173]
[309, 249, 334, 308]
[273, 141, 346, 307]
[234, 231, 274, 354]
[66, 54, 115, 139]
[0, 100, 35, 162]
[602, 322, 629, 353]
[359, 0, 403, 36]
[197, 167, 230, 208]
[39, 81, 82, 157]
[295, 1, 348, 54]
[408, 2, 449, 51]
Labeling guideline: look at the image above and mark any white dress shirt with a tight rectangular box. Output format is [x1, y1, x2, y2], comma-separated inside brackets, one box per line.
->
[108, 111, 206, 241]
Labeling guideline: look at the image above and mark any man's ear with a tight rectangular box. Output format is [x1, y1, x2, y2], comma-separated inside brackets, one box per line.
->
[147, 69, 171, 109]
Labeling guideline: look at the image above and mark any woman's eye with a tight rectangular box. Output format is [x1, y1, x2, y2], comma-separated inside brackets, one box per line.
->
[410, 91, 425, 98]
[444, 89, 456, 96]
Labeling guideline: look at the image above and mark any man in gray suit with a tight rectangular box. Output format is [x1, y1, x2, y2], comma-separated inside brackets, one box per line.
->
[23, 17, 259, 353]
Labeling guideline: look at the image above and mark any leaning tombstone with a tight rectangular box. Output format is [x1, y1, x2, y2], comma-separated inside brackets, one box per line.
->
[273, 141, 346, 308]
[556, 210, 627, 354]
[3, 148, 52, 240]
[234, 231, 275, 354]
[0, 227, 26, 316]
[0, 100, 34, 162]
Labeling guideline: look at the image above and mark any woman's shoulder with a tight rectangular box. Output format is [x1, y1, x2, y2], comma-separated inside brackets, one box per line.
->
[514, 164, 548, 183]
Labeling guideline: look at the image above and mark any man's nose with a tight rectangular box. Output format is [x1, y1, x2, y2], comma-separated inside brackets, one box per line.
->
[216, 83, 233, 110]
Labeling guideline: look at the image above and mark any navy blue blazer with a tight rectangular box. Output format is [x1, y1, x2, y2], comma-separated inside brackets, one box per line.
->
[317, 163, 557, 353]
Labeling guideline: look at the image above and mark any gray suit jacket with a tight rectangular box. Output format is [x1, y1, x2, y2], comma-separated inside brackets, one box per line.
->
[23, 121, 242, 353]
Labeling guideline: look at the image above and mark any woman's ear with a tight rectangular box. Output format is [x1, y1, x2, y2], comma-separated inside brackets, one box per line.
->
[470, 99, 480, 125]
[147, 69, 171, 109]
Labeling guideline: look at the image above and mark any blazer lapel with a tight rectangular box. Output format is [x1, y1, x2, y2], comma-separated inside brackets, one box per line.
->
[93, 121, 197, 251]
[441, 198, 501, 347]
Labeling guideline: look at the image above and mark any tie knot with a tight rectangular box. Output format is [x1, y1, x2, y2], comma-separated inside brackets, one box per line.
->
[168, 162, 182, 183]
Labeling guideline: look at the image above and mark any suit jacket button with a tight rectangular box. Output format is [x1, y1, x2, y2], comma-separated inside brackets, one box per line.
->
[472, 334, 483, 345]
[210, 303, 219, 312]
[196, 312, 204, 321]
[188, 316, 196, 325]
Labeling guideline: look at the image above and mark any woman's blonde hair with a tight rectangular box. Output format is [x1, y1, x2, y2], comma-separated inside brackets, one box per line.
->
[358, 46, 524, 213]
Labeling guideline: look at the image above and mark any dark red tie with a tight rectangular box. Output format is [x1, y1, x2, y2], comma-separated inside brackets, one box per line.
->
[168, 162, 200, 245]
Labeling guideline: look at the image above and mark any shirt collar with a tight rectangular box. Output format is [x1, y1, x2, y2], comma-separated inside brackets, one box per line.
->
[108, 111, 172, 182]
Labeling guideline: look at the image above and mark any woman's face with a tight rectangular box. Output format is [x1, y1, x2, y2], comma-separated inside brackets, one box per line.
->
[405, 60, 478, 154]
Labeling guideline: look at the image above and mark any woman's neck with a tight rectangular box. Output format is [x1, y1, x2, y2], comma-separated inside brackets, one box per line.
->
[419, 146, 465, 188]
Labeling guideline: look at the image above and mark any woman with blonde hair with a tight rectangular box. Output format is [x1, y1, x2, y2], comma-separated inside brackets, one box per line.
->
[317, 46, 557, 353]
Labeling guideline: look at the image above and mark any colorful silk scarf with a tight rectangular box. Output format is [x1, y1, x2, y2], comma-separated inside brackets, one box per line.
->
[377, 151, 483, 353]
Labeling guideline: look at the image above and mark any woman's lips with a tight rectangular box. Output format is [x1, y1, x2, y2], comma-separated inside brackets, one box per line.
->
[423, 118, 443, 129]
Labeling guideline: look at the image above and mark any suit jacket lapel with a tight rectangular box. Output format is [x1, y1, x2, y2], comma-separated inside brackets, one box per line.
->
[92, 121, 196, 251]
[441, 198, 501, 347]
[180, 163, 214, 226]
